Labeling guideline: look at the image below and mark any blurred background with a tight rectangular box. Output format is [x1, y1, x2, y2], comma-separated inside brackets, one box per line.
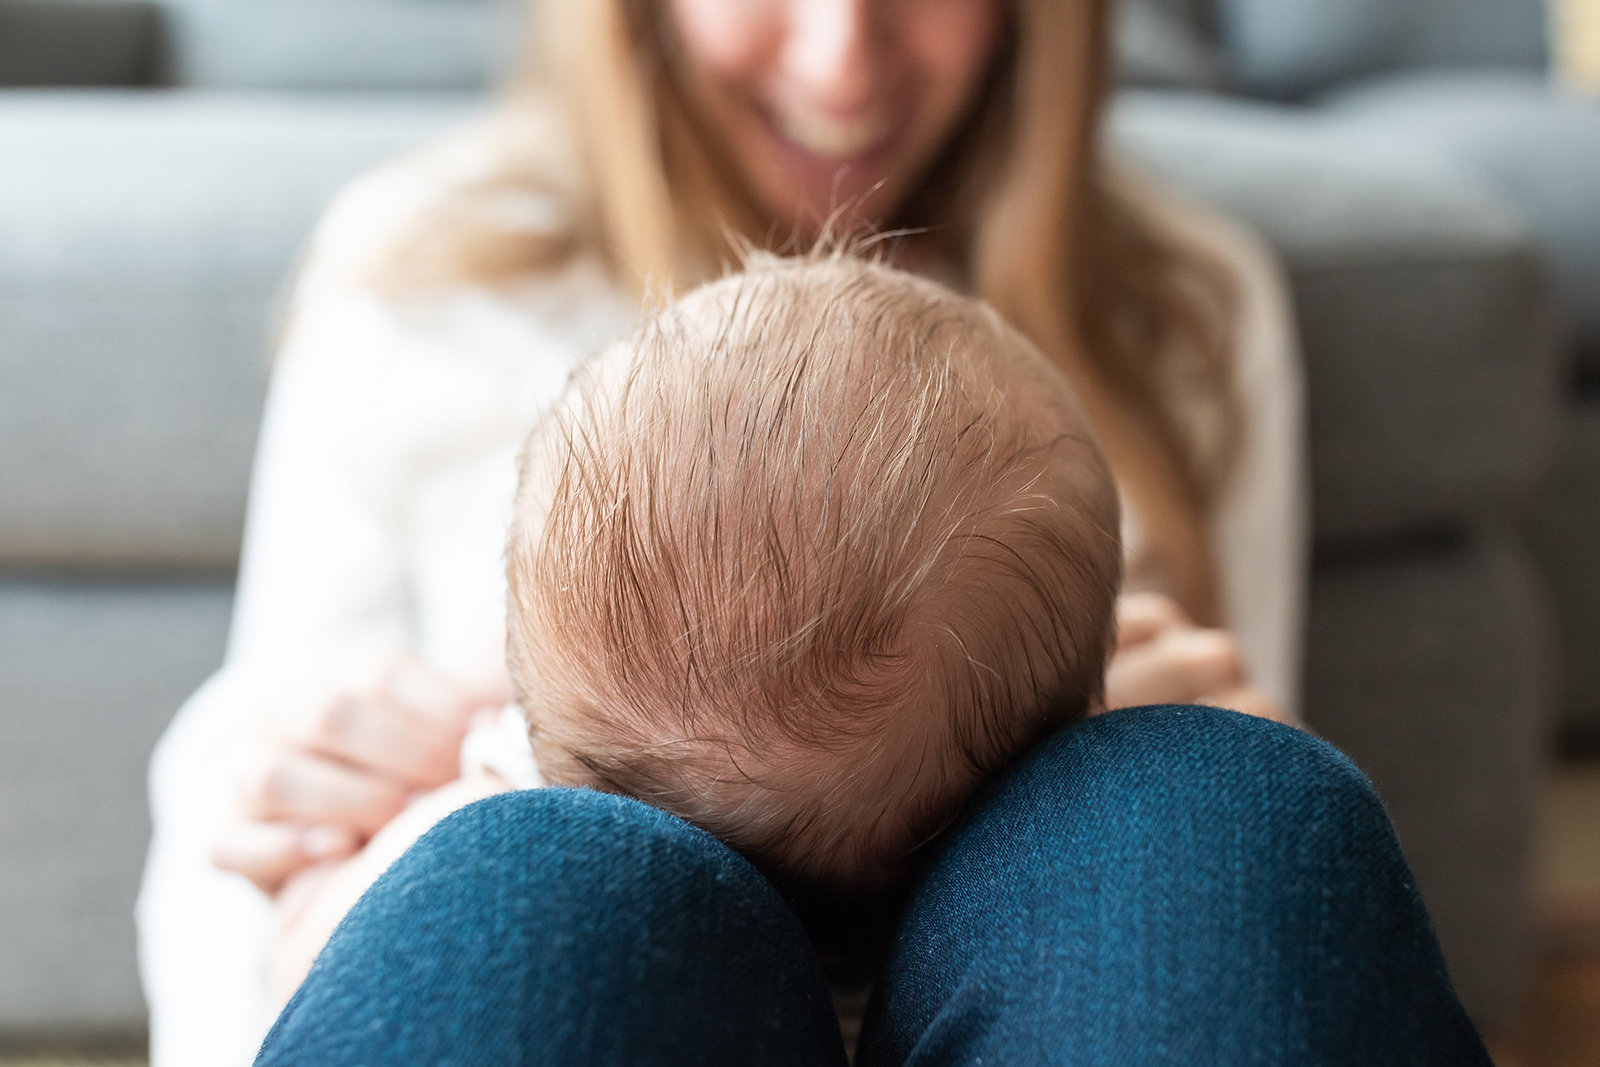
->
[0, 0, 1596, 1063]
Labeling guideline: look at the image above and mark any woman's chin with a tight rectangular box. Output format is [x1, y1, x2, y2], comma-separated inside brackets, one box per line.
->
[755, 182, 903, 243]
[746, 130, 912, 236]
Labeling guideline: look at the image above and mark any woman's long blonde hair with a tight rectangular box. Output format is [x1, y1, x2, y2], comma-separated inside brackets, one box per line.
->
[365, 0, 1240, 625]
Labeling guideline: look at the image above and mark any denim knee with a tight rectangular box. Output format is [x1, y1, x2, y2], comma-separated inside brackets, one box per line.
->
[413, 786, 761, 896]
[860, 708, 1486, 1067]
[891, 704, 1412, 962]
[260, 788, 848, 1067]
[968, 705, 1395, 875]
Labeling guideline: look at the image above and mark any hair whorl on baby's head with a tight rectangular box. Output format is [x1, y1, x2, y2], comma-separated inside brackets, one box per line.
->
[506, 253, 1120, 908]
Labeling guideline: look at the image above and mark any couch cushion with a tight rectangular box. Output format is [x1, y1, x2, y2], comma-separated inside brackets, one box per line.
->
[1116, 0, 1224, 89]
[1216, 0, 1547, 98]
[1320, 70, 1600, 376]
[0, 90, 475, 568]
[1214, 0, 1400, 99]
[1394, 0, 1549, 69]
[1114, 91, 1561, 544]
[1304, 530, 1549, 1029]
[0, 577, 232, 1034]
[158, 0, 520, 91]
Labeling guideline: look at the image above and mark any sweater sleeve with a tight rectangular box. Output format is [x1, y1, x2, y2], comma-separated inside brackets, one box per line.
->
[1199, 209, 1311, 723]
[1113, 174, 1311, 723]
[136, 286, 428, 1067]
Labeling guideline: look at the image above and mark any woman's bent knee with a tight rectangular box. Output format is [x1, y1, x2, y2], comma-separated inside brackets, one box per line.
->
[861, 707, 1487, 1066]
[967, 705, 1388, 867]
[418, 787, 761, 891]
[260, 788, 848, 1066]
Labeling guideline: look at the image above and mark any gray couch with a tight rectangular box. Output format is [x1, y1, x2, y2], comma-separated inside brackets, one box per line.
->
[1209, 0, 1600, 748]
[0, 0, 1581, 1045]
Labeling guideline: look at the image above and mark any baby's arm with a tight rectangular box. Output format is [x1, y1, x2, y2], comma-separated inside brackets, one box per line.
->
[264, 771, 511, 1004]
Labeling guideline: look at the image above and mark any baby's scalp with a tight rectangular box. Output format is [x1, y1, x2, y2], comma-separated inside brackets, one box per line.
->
[507, 255, 1120, 904]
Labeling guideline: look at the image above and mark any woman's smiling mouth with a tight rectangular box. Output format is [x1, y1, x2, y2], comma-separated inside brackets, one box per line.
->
[772, 107, 895, 159]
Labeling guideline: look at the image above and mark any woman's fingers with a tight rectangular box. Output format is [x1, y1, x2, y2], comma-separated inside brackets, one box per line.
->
[274, 657, 499, 793]
[380, 656, 498, 733]
[219, 654, 505, 893]
[276, 691, 462, 793]
[211, 820, 359, 896]
[1114, 591, 1190, 651]
[239, 749, 412, 838]
[1105, 626, 1246, 709]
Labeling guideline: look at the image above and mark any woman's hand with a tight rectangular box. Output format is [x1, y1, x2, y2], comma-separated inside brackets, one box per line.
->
[211, 655, 509, 895]
[1104, 592, 1285, 723]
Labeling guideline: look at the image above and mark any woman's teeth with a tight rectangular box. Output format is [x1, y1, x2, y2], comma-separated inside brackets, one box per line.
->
[776, 111, 892, 159]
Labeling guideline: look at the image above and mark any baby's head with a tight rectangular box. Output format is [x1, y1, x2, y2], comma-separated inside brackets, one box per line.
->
[507, 256, 1119, 910]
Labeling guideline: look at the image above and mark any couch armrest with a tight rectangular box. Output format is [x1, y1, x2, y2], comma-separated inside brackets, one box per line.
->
[0, 0, 160, 87]
[1113, 90, 1562, 546]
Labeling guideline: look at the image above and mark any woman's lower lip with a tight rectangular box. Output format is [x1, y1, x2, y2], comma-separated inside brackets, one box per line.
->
[758, 113, 901, 213]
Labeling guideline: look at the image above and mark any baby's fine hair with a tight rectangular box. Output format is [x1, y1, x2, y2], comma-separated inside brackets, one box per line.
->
[507, 255, 1120, 903]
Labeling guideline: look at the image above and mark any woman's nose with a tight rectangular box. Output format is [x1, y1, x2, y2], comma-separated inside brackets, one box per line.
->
[781, 0, 880, 113]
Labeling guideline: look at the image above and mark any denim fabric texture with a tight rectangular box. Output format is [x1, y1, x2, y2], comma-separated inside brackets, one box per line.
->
[256, 706, 1489, 1066]
[255, 788, 849, 1066]
[857, 705, 1491, 1065]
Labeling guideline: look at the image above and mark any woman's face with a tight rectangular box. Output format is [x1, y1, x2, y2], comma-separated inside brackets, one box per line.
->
[667, 0, 1007, 232]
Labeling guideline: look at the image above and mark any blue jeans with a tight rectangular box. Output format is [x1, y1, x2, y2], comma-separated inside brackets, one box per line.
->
[256, 706, 1491, 1065]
